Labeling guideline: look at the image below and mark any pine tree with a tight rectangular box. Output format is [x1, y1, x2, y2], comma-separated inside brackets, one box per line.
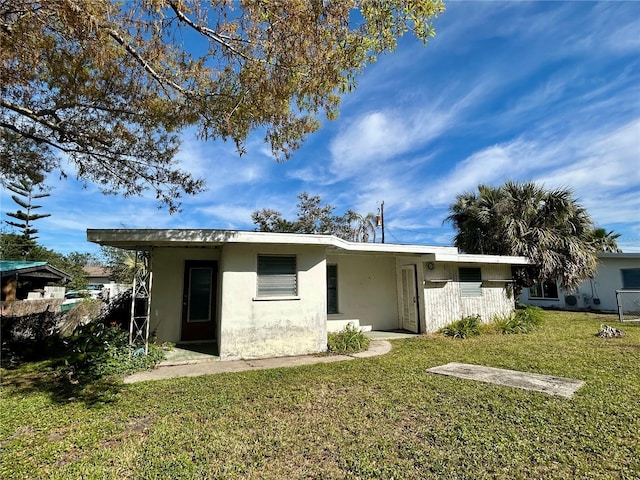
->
[5, 178, 51, 242]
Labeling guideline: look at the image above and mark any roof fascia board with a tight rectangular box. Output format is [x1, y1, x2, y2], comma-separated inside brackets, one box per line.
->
[598, 253, 640, 259]
[86, 229, 456, 254]
[434, 252, 529, 265]
[87, 229, 528, 265]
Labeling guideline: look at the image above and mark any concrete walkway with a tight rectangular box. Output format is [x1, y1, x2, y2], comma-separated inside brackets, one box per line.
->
[123, 340, 392, 384]
[428, 362, 585, 398]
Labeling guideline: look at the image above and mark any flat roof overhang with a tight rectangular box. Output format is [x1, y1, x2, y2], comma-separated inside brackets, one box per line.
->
[86, 229, 529, 266]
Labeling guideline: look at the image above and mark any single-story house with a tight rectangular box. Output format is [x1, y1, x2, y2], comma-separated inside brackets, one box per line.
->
[1, 260, 72, 302]
[87, 229, 529, 360]
[520, 252, 640, 312]
[83, 265, 112, 285]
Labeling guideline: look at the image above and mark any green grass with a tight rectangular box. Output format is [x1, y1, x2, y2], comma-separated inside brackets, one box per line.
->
[2, 311, 639, 479]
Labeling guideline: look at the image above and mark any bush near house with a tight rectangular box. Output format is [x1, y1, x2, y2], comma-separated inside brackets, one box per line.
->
[327, 322, 371, 354]
[1, 289, 163, 379]
[64, 322, 164, 380]
[0, 308, 64, 366]
[439, 314, 482, 338]
[491, 305, 544, 335]
[441, 306, 544, 338]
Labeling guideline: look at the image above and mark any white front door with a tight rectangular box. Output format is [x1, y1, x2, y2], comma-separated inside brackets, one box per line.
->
[401, 265, 419, 333]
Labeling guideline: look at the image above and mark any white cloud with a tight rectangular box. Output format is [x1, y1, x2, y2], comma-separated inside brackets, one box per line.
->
[405, 117, 640, 242]
[421, 140, 533, 207]
[329, 111, 412, 175]
[194, 204, 255, 228]
[537, 120, 640, 223]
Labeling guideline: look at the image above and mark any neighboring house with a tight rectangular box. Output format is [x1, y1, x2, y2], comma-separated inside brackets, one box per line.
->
[1, 260, 72, 302]
[83, 265, 112, 285]
[520, 253, 640, 312]
[80, 266, 129, 302]
[87, 229, 529, 360]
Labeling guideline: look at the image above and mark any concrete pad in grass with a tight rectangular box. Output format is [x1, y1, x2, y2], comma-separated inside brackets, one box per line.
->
[428, 362, 585, 398]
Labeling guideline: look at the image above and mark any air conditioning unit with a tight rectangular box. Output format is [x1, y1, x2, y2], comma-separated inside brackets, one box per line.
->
[564, 294, 579, 308]
[564, 294, 589, 309]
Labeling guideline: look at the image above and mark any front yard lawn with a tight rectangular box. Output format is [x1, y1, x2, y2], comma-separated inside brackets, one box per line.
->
[1, 311, 639, 479]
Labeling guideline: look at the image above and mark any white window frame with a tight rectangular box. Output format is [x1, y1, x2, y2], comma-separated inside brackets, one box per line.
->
[529, 280, 559, 300]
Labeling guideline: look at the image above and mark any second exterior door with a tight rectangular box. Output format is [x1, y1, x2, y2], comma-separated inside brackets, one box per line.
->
[181, 260, 217, 342]
[400, 265, 420, 333]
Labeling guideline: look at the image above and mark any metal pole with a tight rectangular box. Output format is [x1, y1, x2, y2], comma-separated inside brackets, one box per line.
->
[381, 201, 385, 244]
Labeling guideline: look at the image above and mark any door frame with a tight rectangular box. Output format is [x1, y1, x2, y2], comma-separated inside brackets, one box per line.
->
[181, 260, 218, 342]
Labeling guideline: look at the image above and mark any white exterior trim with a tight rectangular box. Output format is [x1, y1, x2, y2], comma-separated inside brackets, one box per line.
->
[87, 229, 529, 265]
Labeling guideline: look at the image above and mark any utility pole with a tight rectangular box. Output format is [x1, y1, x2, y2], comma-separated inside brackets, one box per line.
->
[376, 201, 385, 243]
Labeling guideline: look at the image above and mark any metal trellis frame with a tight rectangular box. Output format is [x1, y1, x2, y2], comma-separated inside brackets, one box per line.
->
[129, 249, 153, 354]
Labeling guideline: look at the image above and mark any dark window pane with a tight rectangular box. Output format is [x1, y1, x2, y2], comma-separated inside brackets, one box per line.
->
[189, 267, 212, 322]
[542, 281, 558, 299]
[529, 280, 558, 299]
[327, 264, 338, 314]
[622, 269, 640, 289]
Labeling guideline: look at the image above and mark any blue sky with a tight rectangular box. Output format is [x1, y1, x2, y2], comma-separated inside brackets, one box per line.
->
[2, 1, 640, 255]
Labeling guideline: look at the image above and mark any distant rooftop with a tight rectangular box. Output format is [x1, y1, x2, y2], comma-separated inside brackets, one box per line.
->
[83, 265, 111, 277]
[0, 260, 48, 272]
[0, 261, 72, 282]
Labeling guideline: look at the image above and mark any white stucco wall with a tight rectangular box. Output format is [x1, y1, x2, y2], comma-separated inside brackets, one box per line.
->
[149, 244, 328, 359]
[327, 254, 399, 330]
[520, 255, 640, 312]
[218, 243, 327, 360]
[149, 247, 221, 343]
[586, 258, 637, 311]
[422, 262, 515, 332]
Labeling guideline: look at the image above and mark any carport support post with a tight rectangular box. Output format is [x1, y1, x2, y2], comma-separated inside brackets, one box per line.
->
[129, 250, 152, 354]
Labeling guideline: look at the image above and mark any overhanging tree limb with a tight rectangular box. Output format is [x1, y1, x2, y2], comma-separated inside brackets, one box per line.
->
[1, 0, 445, 210]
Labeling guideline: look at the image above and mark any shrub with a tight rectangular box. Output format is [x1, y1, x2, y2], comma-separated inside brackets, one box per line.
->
[1, 307, 65, 366]
[58, 298, 102, 336]
[327, 323, 371, 354]
[518, 304, 544, 327]
[492, 312, 530, 334]
[98, 290, 133, 329]
[440, 314, 482, 339]
[64, 322, 164, 380]
[492, 305, 544, 334]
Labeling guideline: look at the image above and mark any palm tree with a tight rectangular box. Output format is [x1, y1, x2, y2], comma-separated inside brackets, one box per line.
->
[345, 211, 377, 243]
[589, 227, 622, 253]
[446, 181, 599, 295]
